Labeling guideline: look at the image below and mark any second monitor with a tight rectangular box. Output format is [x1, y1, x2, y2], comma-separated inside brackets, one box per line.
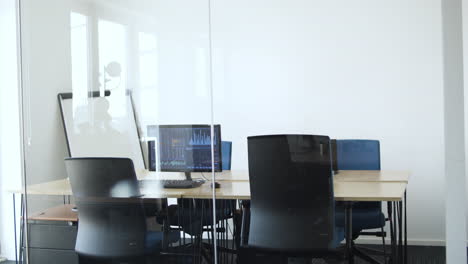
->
[148, 125, 222, 179]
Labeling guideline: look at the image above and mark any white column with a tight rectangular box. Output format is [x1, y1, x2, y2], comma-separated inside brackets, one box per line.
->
[0, 0, 22, 260]
[442, 0, 467, 263]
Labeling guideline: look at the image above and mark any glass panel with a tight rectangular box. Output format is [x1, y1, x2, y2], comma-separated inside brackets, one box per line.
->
[211, 1, 444, 263]
[19, 0, 218, 263]
[18, 1, 453, 263]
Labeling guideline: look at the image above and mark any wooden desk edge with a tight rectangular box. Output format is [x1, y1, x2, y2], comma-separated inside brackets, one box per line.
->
[28, 204, 78, 222]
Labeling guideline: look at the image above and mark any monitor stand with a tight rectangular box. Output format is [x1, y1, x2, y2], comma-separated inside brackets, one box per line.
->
[184, 172, 193, 181]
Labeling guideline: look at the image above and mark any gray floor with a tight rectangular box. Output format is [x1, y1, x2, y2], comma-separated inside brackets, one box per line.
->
[345, 245, 445, 264]
[304, 245, 445, 264]
[224, 245, 446, 264]
[2, 245, 447, 264]
[216, 245, 446, 264]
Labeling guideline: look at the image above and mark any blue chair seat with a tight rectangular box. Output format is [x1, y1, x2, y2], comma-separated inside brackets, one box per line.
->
[335, 207, 385, 234]
[145, 231, 180, 254]
[334, 139, 386, 240]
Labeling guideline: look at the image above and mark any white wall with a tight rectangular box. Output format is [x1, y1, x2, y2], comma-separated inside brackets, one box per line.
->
[211, 0, 446, 244]
[0, 0, 22, 260]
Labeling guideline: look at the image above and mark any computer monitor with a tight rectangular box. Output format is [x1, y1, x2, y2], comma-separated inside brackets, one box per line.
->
[148, 125, 222, 179]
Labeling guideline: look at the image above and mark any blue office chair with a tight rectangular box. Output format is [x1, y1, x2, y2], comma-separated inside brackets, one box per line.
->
[334, 139, 387, 263]
[169, 141, 235, 234]
[222, 141, 232, 170]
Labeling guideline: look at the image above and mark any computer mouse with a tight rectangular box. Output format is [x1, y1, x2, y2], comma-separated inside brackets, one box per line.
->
[211, 182, 221, 189]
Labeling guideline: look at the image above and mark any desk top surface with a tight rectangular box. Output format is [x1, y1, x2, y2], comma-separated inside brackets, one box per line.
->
[28, 204, 78, 222]
[136, 169, 409, 183]
[11, 170, 409, 201]
[334, 170, 409, 182]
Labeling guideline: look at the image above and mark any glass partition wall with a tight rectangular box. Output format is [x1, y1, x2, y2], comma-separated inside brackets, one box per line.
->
[19, 0, 221, 263]
[210, 1, 443, 263]
[17, 1, 456, 264]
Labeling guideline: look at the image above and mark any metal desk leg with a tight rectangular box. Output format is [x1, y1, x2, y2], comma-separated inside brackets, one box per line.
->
[13, 193, 18, 264]
[387, 201, 396, 264]
[394, 201, 399, 264]
[12, 193, 25, 264]
[233, 203, 242, 251]
[398, 201, 403, 264]
[404, 191, 407, 264]
[345, 201, 354, 264]
[19, 195, 24, 263]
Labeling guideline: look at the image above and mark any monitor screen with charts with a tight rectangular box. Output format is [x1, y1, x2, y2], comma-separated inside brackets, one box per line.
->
[148, 125, 222, 172]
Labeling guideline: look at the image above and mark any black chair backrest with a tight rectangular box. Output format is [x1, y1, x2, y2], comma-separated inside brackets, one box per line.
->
[247, 135, 335, 251]
[65, 157, 147, 258]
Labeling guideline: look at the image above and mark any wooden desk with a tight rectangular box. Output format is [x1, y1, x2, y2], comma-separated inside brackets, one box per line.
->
[138, 169, 408, 183]
[16, 178, 185, 199]
[12, 170, 408, 202]
[136, 170, 249, 182]
[9, 170, 409, 264]
[161, 181, 406, 201]
[334, 170, 409, 183]
[29, 204, 77, 222]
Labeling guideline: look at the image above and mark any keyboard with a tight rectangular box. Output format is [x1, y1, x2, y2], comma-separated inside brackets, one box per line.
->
[139, 179, 205, 189]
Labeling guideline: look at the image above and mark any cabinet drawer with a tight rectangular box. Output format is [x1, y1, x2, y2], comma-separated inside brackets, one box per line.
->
[28, 222, 77, 250]
[28, 248, 78, 264]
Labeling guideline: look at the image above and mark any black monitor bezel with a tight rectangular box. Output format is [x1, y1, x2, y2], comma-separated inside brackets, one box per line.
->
[157, 124, 223, 173]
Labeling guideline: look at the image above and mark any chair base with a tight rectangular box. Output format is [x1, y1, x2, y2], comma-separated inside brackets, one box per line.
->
[238, 246, 346, 264]
[351, 226, 389, 264]
[78, 254, 161, 264]
[354, 246, 387, 264]
[346, 242, 391, 264]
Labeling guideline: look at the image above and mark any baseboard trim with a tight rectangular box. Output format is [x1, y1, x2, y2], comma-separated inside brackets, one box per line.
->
[354, 237, 446, 246]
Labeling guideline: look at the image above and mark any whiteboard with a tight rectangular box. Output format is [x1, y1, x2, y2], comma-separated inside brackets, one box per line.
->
[59, 92, 145, 170]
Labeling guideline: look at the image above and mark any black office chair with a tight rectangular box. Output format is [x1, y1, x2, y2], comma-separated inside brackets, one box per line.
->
[65, 157, 178, 264]
[240, 135, 345, 263]
[166, 141, 235, 236]
[163, 141, 237, 262]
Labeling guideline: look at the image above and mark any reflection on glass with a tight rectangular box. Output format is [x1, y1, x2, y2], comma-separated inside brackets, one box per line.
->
[22, 0, 218, 263]
[137, 32, 159, 126]
[98, 19, 126, 117]
[138, 32, 158, 87]
[70, 12, 89, 118]
[195, 47, 208, 97]
[60, 94, 146, 170]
